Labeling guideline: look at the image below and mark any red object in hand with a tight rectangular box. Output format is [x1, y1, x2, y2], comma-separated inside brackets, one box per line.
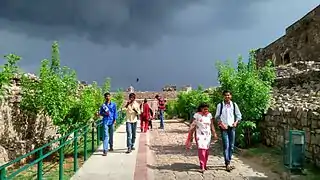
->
[185, 132, 192, 149]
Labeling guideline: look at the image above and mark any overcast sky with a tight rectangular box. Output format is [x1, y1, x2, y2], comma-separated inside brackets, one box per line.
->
[0, 1, 319, 91]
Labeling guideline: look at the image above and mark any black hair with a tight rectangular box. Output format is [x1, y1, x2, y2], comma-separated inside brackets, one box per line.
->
[222, 90, 232, 95]
[129, 93, 136, 98]
[104, 92, 111, 97]
[197, 103, 209, 112]
[155, 94, 159, 99]
[144, 98, 147, 103]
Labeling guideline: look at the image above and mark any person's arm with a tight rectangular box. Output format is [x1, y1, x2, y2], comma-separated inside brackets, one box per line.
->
[234, 103, 242, 123]
[113, 103, 118, 123]
[99, 106, 104, 116]
[214, 103, 221, 120]
[99, 105, 108, 116]
[188, 119, 196, 140]
[210, 114, 218, 140]
[125, 101, 131, 108]
[215, 103, 227, 130]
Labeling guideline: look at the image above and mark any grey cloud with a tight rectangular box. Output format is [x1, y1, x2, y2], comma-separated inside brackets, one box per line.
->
[0, 0, 267, 47]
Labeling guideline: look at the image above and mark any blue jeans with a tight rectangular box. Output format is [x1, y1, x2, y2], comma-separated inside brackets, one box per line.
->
[221, 127, 235, 165]
[103, 123, 114, 151]
[126, 122, 137, 149]
[159, 110, 164, 129]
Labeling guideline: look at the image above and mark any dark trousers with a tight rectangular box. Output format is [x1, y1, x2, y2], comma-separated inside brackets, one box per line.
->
[221, 127, 236, 165]
[159, 109, 164, 128]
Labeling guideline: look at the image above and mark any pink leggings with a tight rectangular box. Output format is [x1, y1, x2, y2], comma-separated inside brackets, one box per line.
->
[198, 149, 209, 169]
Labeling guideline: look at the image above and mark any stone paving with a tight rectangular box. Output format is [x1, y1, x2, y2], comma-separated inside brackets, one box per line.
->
[148, 121, 282, 180]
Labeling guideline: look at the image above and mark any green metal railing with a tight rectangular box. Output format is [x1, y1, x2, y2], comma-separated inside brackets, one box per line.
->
[0, 111, 125, 180]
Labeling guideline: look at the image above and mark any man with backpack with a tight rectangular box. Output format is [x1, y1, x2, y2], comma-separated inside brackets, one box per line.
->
[215, 90, 242, 172]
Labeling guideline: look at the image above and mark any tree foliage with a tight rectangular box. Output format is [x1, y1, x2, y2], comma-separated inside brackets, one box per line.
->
[16, 41, 119, 135]
[173, 50, 276, 148]
[175, 89, 211, 119]
[216, 50, 275, 121]
[215, 50, 276, 147]
[0, 54, 21, 96]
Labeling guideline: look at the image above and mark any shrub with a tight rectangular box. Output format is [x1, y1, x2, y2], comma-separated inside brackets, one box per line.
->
[215, 50, 275, 148]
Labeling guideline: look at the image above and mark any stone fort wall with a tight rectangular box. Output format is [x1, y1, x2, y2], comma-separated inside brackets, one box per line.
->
[256, 5, 320, 67]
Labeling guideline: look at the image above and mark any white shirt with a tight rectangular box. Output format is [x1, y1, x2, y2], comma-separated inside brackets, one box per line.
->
[214, 101, 242, 127]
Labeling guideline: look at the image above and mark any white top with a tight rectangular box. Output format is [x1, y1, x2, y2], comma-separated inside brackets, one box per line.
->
[214, 101, 242, 127]
[190, 112, 212, 149]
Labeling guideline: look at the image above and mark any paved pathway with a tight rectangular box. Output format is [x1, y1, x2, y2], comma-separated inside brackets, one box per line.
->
[71, 122, 145, 180]
[70, 120, 281, 180]
[149, 121, 281, 180]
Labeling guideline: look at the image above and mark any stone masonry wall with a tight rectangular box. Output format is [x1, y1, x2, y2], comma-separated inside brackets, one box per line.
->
[256, 5, 320, 67]
[0, 75, 57, 165]
[260, 61, 320, 166]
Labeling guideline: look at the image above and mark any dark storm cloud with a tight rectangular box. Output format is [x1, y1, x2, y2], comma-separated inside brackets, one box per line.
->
[0, 0, 267, 47]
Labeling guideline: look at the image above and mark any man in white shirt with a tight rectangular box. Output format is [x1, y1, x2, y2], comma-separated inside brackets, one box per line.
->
[124, 93, 141, 153]
[215, 90, 242, 172]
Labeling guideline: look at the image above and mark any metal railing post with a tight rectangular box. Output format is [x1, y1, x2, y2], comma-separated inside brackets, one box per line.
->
[91, 122, 95, 153]
[59, 139, 64, 180]
[0, 168, 6, 180]
[73, 131, 78, 172]
[84, 126, 88, 161]
[37, 149, 43, 180]
[96, 122, 100, 146]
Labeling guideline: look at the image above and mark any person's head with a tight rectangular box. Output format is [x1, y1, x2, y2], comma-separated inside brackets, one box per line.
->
[197, 103, 209, 114]
[144, 98, 148, 103]
[129, 93, 136, 102]
[222, 90, 232, 102]
[104, 92, 111, 102]
[155, 95, 160, 100]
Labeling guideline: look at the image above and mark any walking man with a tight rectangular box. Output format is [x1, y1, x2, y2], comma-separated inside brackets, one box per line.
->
[155, 95, 166, 129]
[215, 90, 242, 172]
[124, 93, 140, 153]
[99, 92, 117, 156]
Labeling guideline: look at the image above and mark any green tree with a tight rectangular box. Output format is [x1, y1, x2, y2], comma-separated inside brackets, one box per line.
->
[112, 88, 124, 108]
[103, 77, 111, 93]
[176, 89, 211, 120]
[215, 50, 276, 147]
[51, 41, 60, 73]
[0, 54, 21, 96]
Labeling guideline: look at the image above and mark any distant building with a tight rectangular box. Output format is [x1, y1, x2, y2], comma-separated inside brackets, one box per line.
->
[127, 85, 134, 93]
[162, 85, 177, 91]
[180, 85, 192, 92]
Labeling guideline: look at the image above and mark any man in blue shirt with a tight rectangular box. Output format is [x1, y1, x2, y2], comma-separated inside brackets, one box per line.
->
[99, 92, 117, 156]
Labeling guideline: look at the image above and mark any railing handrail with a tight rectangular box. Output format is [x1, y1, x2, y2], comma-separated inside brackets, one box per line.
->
[0, 110, 126, 180]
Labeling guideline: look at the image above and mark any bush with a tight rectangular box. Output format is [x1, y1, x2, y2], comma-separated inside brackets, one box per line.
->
[176, 88, 211, 120]
[216, 50, 275, 148]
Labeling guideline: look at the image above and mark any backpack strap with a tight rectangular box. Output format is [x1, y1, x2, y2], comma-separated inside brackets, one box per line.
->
[219, 102, 223, 117]
[233, 102, 236, 122]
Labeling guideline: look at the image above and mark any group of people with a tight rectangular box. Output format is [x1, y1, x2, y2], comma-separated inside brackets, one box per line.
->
[186, 90, 242, 173]
[99, 90, 242, 173]
[99, 92, 166, 156]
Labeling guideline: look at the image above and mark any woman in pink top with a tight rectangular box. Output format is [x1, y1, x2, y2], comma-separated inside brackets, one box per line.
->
[186, 103, 218, 173]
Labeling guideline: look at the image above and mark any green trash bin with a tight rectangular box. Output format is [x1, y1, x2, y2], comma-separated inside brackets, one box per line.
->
[283, 130, 305, 170]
